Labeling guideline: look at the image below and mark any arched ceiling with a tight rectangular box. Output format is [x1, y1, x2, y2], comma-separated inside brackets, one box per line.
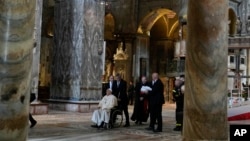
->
[137, 8, 179, 39]
[150, 15, 179, 39]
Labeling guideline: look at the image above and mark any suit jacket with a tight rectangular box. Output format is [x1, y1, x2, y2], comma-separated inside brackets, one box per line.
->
[113, 79, 128, 107]
[149, 79, 165, 106]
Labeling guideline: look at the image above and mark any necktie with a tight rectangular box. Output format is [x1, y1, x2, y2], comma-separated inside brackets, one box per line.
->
[117, 81, 120, 87]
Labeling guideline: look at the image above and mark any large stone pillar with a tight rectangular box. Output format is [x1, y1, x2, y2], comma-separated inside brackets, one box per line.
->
[0, 1, 36, 141]
[183, 0, 228, 140]
[134, 34, 150, 79]
[31, 0, 43, 101]
[51, 0, 105, 101]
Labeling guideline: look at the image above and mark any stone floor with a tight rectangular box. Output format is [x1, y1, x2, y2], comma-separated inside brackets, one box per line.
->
[28, 102, 250, 141]
[28, 103, 182, 141]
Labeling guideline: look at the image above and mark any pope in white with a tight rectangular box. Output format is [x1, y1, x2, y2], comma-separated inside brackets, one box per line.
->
[91, 88, 118, 128]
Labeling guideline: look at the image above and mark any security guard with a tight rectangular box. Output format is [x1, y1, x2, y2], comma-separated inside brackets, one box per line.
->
[172, 76, 184, 131]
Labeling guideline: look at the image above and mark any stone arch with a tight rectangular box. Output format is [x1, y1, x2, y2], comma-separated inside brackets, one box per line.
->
[137, 8, 178, 38]
[136, 8, 181, 75]
[228, 8, 237, 36]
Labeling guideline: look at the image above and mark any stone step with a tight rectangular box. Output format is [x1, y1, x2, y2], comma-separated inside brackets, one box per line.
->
[46, 99, 99, 113]
[30, 102, 48, 115]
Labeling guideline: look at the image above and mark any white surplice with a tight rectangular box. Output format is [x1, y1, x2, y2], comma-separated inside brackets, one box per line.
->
[91, 94, 117, 125]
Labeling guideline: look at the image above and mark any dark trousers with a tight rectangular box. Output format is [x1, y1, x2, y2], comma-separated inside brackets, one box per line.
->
[175, 102, 183, 126]
[29, 113, 36, 124]
[176, 111, 183, 126]
[119, 105, 130, 125]
[149, 104, 162, 130]
[128, 94, 134, 105]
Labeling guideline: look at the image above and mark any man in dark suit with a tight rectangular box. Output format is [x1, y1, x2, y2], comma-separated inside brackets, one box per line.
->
[146, 72, 164, 132]
[114, 73, 130, 127]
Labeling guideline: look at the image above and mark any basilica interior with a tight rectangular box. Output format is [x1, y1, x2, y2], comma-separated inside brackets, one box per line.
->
[1, 0, 250, 141]
[36, 0, 250, 104]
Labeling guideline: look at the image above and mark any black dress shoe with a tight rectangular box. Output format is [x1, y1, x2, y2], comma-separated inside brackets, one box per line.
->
[145, 127, 153, 130]
[30, 121, 37, 128]
[153, 129, 162, 133]
[98, 122, 104, 129]
[103, 123, 108, 129]
[91, 124, 98, 128]
[173, 126, 181, 131]
[123, 124, 130, 127]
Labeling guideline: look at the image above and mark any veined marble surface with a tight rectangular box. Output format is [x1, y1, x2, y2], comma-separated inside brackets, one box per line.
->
[183, 0, 228, 140]
[0, 1, 36, 141]
[51, 0, 105, 101]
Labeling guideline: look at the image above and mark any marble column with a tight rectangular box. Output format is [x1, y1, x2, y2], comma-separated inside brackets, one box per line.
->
[134, 34, 150, 79]
[31, 0, 43, 101]
[183, 0, 228, 140]
[51, 0, 105, 101]
[0, 1, 36, 141]
[240, 0, 247, 35]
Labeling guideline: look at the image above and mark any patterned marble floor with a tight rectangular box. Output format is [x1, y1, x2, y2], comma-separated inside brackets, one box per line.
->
[28, 102, 250, 141]
[28, 103, 182, 141]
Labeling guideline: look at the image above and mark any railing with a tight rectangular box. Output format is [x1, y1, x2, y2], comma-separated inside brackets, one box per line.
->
[228, 88, 249, 108]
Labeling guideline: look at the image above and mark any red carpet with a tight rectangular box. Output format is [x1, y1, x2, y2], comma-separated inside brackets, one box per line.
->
[228, 112, 250, 121]
[228, 104, 250, 121]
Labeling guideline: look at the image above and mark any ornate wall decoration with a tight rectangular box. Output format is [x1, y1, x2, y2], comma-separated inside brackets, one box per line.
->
[51, 0, 105, 101]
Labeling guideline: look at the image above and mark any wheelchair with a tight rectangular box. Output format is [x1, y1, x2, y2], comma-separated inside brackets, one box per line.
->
[109, 106, 123, 128]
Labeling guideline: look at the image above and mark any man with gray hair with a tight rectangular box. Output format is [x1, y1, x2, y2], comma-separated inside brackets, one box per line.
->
[146, 72, 164, 132]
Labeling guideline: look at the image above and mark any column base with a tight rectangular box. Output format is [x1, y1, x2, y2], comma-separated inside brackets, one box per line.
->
[47, 99, 99, 113]
[30, 102, 49, 115]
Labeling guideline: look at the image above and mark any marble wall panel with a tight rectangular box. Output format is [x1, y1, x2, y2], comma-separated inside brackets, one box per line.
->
[51, 0, 105, 101]
[80, 0, 105, 101]
[51, 0, 83, 100]
[79, 105, 89, 113]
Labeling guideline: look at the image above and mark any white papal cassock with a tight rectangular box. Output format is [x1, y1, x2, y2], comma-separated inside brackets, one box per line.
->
[91, 94, 117, 126]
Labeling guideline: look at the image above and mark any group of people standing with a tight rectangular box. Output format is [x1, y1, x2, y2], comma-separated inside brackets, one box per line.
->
[131, 73, 165, 133]
[92, 72, 184, 133]
[92, 72, 165, 132]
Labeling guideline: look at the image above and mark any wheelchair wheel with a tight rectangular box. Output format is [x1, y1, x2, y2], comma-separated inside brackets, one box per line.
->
[111, 109, 123, 128]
